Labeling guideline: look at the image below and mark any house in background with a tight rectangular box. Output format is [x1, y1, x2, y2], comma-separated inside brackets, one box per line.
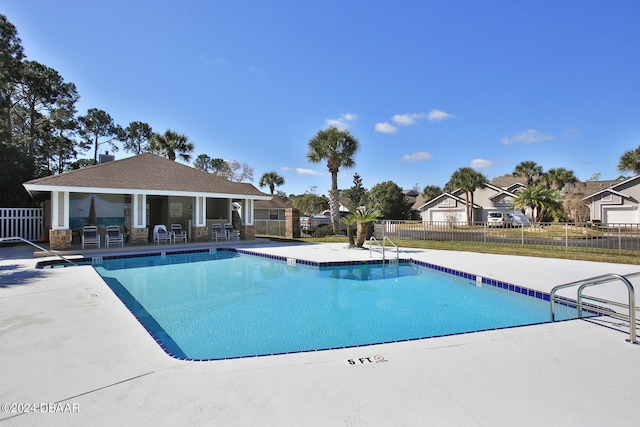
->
[254, 196, 301, 238]
[415, 192, 473, 224]
[23, 153, 272, 249]
[413, 175, 638, 225]
[414, 179, 525, 224]
[582, 176, 640, 224]
[254, 197, 290, 221]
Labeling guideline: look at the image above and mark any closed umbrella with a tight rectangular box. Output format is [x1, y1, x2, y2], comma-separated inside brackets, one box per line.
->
[88, 196, 97, 225]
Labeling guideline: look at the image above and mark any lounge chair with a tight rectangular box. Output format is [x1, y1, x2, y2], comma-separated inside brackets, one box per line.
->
[153, 224, 172, 244]
[82, 225, 100, 249]
[224, 223, 240, 240]
[211, 224, 226, 241]
[105, 225, 124, 248]
[171, 223, 187, 243]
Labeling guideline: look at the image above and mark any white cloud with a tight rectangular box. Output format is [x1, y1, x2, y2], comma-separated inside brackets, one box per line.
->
[470, 159, 495, 169]
[326, 113, 357, 130]
[281, 166, 291, 171]
[392, 113, 425, 126]
[501, 129, 553, 145]
[296, 168, 323, 176]
[427, 109, 454, 121]
[374, 122, 399, 134]
[388, 109, 454, 128]
[402, 152, 432, 162]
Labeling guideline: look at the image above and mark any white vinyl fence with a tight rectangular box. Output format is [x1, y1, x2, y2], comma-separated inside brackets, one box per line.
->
[0, 208, 43, 241]
[254, 219, 287, 237]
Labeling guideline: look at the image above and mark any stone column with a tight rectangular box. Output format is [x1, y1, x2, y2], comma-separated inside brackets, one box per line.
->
[130, 227, 149, 245]
[49, 229, 72, 250]
[240, 224, 255, 240]
[191, 225, 208, 242]
[285, 208, 300, 238]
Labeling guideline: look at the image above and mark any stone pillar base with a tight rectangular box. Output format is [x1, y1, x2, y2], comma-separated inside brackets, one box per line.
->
[192, 226, 208, 242]
[130, 228, 149, 245]
[240, 225, 255, 240]
[49, 229, 72, 250]
[285, 208, 300, 238]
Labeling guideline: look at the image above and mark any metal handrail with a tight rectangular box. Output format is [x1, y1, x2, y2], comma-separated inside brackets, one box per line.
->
[369, 236, 399, 264]
[550, 272, 639, 344]
[369, 236, 384, 261]
[0, 236, 78, 267]
[383, 236, 399, 263]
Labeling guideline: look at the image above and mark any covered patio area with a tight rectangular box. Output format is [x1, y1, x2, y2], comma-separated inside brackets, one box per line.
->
[22, 154, 272, 250]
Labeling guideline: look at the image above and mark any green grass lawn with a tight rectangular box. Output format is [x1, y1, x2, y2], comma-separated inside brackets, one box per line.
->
[393, 222, 604, 238]
[497, 224, 602, 239]
[285, 235, 640, 266]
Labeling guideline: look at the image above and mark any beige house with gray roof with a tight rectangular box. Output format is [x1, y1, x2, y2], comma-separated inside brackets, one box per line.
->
[415, 180, 524, 224]
[23, 153, 272, 249]
[414, 175, 639, 225]
[581, 176, 640, 224]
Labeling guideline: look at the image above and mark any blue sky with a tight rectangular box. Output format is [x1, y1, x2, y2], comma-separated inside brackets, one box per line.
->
[4, 0, 640, 196]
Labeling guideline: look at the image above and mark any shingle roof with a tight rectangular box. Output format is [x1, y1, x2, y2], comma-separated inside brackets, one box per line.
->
[255, 197, 291, 209]
[564, 180, 623, 196]
[490, 176, 527, 188]
[24, 153, 270, 198]
[491, 175, 625, 196]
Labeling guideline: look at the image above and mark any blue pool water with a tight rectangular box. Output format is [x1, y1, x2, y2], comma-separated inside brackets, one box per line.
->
[94, 250, 581, 360]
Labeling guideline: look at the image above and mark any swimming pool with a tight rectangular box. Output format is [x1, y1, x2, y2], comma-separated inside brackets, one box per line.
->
[93, 249, 583, 360]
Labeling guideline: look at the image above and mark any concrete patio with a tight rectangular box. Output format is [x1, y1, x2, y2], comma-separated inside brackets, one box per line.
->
[1, 241, 639, 426]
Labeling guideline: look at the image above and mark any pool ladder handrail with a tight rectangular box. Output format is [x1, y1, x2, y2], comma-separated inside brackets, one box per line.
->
[369, 236, 399, 265]
[0, 236, 78, 267]
[550, 272, 639, 344]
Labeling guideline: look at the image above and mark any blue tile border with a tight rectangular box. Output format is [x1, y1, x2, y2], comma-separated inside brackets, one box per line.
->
[36, 246, 238, 268]
[38, 246, 557, 305]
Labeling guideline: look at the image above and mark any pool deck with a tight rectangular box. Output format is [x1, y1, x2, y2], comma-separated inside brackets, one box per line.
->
[1, 240, 639, 426]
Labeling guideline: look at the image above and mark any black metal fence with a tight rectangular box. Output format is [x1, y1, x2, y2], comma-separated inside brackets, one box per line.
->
[373, 220, 640, 257]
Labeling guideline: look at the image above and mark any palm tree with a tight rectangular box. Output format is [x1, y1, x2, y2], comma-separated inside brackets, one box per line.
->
[513, 161, 543, 186]
[544, 167, 578, 191]
[539, 171, 554, 190]
[617, 147, 640, 174]
[340, 214, 357, 247]
[259, 171, 285, 194]
[347, 207, 382, 247]
[307, 127, 360, 234]
[512, 184, 563, 224]
[421, 185, 442, 200]
[445, 167, 487, 224]
[149, 130, 194, 162]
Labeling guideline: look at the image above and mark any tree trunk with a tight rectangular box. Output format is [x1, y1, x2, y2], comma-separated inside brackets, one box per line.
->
[464, 192, 471, 224]
[356, 221, 370, 247]
[346, 226, 355, 247]
[329, 169, 340, 235]
[28, 104, 36, 160]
